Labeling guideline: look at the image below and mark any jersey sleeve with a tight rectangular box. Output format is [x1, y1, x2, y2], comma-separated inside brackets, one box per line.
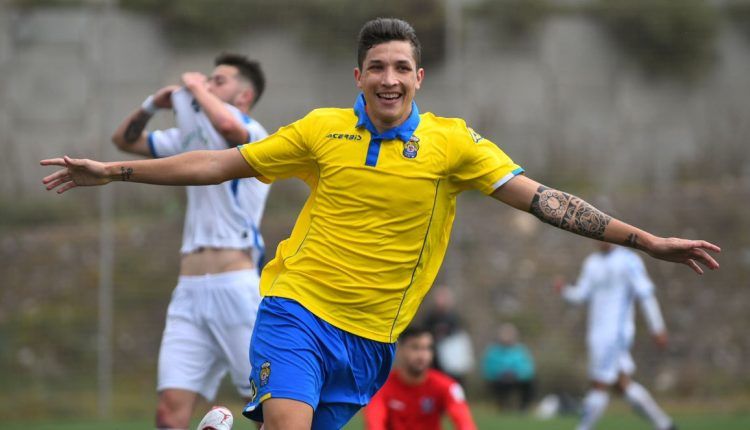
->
[363, 388, 389, 430]
[147, 128, 183, 158]
[444, 381, 477, 430]
[238, 113, 316, 183]
[448, 121, 523, 194]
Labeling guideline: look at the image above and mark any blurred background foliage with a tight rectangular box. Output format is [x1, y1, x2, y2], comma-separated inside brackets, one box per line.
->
[590, 0, 719, 79]
[119, 0, 448, 64]
[10, 0, 748, 77]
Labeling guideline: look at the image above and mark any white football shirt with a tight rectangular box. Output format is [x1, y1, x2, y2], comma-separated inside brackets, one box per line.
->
[147, 88, 270, 264]
[563, 247, 664, 348]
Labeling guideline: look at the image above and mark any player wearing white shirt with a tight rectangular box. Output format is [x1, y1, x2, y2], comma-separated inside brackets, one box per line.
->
[111, 53, 269, 430]
[557, 242, 676, 430]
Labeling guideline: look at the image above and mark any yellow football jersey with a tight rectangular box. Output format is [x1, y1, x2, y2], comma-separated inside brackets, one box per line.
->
[239, 94, 523, 342]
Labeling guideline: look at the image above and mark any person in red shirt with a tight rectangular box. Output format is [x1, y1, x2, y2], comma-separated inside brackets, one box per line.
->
[365, 325, 477, 430]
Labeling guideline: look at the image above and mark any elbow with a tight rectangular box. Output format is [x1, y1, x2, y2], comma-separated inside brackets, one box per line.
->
[215, 119, 245, 144]
[111, 133, 126, 149]
[216, 118, 239, 136]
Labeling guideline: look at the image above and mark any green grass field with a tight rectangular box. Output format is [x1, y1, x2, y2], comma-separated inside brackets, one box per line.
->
[3, 405, 749, 430]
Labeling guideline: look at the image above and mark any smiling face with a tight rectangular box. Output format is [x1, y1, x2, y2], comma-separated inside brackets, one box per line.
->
[354, 40, 424, 132]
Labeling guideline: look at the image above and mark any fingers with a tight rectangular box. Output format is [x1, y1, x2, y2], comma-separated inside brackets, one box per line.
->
[42, 168, 70, 185]
[40, 158, 66, 167]
[691, 247, 720, 270]
[696, 240, 721, 253]
[686, 259, 704, 275]
[56, 181, 77, 194]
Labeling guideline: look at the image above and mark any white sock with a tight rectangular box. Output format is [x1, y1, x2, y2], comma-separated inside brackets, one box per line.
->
[624, 382, 673, 430]
[577, 389, 609, 430]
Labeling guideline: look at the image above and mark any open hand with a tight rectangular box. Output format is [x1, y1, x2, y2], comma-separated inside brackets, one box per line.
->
[646, 237, 720, 275]
[41, 156, 110, 194]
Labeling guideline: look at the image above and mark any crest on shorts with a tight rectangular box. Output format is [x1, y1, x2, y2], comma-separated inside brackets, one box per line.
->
[402, 135, 420, 159]
[259, 361, 271, 386]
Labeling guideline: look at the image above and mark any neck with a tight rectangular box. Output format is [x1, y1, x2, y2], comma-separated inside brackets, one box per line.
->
[366, 106, 411, 134]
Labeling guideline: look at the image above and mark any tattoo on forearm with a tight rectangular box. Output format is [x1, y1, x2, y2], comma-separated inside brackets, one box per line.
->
[530, 185, 611, 240]
[625, 233, 643, 250]
[120, 166, 133, 182]
[123, 111, 151, 143]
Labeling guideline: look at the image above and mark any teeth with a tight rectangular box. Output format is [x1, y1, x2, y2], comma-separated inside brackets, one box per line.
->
[378, 93, 400, 100]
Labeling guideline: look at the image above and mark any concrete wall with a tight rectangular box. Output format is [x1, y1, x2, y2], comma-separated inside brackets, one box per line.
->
[3, 5, 750, 201]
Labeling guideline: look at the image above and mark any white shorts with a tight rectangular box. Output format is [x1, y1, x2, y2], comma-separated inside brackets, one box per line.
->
[157, 269, 261, 401]
[588, 341, 635, 384]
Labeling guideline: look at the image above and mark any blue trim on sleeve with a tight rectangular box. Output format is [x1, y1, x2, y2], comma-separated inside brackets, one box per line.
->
[147, 132, 158, 158]
[353, 93, 421, 168]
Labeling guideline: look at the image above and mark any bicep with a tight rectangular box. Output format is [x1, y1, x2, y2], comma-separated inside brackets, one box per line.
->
[217, 147, 260, 180]
[490, 174, 540, 211]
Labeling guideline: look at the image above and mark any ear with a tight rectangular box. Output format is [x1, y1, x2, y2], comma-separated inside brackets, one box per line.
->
[354, 67, 362, 90]
[238, 87, 255, 111]
[415, 68, 425, 91]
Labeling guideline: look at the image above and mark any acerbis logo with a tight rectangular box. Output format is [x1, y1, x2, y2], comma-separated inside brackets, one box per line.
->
[326, 133, 363, 141]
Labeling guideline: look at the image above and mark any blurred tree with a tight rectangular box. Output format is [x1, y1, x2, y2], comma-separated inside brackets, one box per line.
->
[118, 0, 446, 64]
[592, 0, 719, 79]
[469, 0, 554, 42]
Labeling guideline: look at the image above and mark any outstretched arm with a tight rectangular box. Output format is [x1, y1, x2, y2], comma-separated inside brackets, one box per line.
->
[492, 175, 720, 274]
[41, 148, 257, 194]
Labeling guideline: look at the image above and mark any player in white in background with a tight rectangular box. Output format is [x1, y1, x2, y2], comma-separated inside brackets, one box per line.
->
[556, 241, 676, 430]
[111, 53, 269, 430]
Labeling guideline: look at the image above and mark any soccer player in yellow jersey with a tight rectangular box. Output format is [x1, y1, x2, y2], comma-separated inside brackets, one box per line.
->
[42, 18, 720, 430]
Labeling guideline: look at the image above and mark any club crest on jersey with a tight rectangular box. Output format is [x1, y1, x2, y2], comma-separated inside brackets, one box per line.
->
[420, 397, 435, 413]
[402, 135, 420, 159]
[259, 361, 271, 386]
[468, 127, 483, 143]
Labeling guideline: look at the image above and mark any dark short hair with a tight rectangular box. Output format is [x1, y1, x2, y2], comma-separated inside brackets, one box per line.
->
[398, 324, 431, 343]
[215, 52, 265, 106]
[357, 18, 422, 68]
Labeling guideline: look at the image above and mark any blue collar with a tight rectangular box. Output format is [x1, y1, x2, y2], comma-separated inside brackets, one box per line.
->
[353, 93, 420, 142]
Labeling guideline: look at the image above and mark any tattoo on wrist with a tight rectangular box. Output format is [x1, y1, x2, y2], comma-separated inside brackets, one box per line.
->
[530, 185, 611, 240]
[123, 111, 151, 143]
[625, 233, 643, 250]
[120, 166, 133, 182]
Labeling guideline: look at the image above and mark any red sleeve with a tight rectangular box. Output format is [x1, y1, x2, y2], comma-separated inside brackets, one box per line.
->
[364, 387, 389, 430]
[443, 380, 477, 430]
